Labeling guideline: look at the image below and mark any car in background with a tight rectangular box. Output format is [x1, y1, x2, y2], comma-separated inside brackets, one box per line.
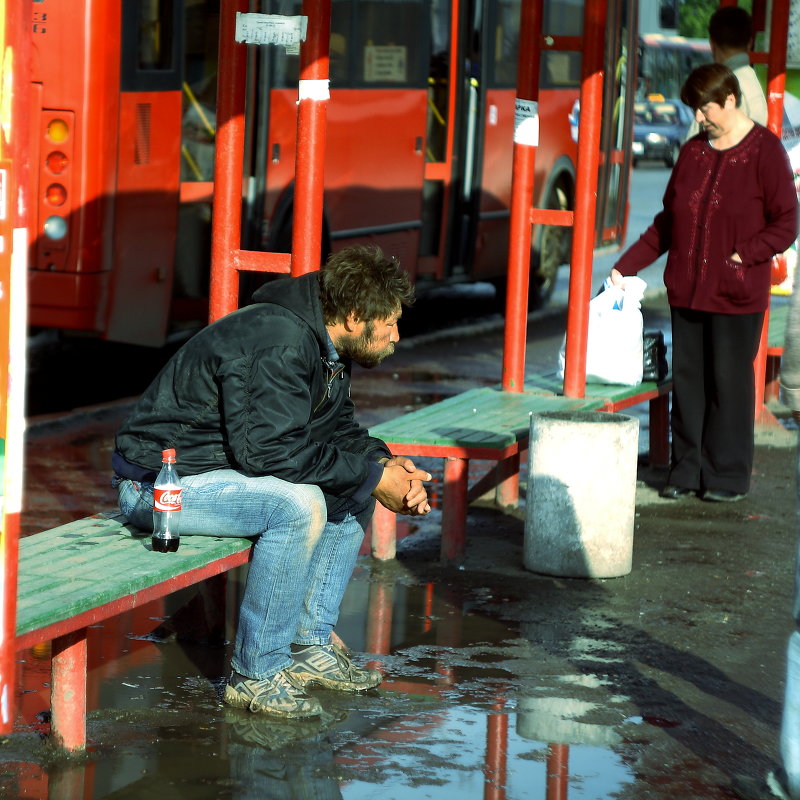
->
[632, 97, 693, 167]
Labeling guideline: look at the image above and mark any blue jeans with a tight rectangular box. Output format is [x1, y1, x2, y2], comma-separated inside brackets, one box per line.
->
[116, 470, 373, 679]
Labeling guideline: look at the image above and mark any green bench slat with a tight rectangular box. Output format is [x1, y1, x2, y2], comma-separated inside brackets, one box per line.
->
[17, 514, 252, 639]
[370, 388, 605, 448]
[769, 301, 789, 351]
[521, 371, 667, 401]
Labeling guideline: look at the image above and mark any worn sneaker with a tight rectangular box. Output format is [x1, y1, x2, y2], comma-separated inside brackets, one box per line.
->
[286, 643, 383, 692]
[224, 706, 344, 750]
[731, 769, 793, 800]
[224, 669, 322, 718]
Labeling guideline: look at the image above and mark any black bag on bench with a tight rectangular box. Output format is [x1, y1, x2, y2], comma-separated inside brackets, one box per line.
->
[642, 330, 668, 382]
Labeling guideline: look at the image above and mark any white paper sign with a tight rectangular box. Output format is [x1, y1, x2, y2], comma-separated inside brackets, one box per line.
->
[514, 98, 539, 146]
[235, 13, 308, 48]
[364, 46, 407, 83]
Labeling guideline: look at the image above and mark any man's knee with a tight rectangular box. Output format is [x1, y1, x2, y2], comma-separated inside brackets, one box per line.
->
[277, 483, 327, 530]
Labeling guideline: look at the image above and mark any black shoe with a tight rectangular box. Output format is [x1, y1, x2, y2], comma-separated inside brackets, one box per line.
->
[659, 485, 694, 499]
[702, 489, 746, 503]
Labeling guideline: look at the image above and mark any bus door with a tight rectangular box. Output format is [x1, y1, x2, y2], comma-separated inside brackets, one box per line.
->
[414, 0, 466, 282]
[259, 0, 430, 283]
[468, 0, 583, 310]
[418, 0, 517, 287]
[106, 0, 184, 346]
[596, 0, 636, 250]
[462, 0, 520, 286]
[175, 0, 219, 307]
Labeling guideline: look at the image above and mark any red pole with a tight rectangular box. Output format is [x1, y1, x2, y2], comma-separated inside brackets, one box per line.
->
[365, 581, 393, 656]
[0, 0, 30, 737]
[209, 0, 249, 322]
[440, 457, 468, 561]
[483, 709, 508, 800]
[501, 0, 542, 392]
[562, 0, 607, 398]
[546, 743, 569, 800]
[292, 0, 331, 275]
[755, 0, 789, 420]
[50, 631, 88, 750]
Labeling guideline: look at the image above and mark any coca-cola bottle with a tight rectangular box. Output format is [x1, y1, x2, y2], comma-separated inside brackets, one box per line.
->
[152, 448, 182, 552]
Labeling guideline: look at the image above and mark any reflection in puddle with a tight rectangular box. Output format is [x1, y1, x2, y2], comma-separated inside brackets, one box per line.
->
[5, 562, 645, 799]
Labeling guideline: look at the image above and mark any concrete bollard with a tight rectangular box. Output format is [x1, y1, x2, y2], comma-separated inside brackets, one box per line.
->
[524, 410, 639, 578]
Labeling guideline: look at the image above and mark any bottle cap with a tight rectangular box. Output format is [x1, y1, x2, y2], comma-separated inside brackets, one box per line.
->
[162, 448, 176, 462]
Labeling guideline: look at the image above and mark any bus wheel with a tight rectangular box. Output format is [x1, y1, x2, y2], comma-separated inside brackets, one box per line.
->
[531, 185, 570, 309]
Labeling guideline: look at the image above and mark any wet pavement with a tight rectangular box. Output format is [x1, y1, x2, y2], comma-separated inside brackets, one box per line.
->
[5, 284, 799, 800]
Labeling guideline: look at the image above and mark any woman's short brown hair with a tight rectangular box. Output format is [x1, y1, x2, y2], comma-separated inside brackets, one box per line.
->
[680, 63, 742, 111]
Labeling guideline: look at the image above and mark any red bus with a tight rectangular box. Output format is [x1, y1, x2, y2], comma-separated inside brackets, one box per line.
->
[637, 33, 711, 100]
[28, 0, 637, 347]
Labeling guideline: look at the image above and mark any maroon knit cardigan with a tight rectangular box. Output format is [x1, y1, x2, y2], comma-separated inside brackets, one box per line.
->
[615, 124, 799, 314]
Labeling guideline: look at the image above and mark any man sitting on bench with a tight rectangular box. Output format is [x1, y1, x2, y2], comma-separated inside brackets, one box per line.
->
[111, 245, 432, 719]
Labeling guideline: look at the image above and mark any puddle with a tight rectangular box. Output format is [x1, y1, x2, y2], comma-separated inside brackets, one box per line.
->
[3, 560, 654, 800]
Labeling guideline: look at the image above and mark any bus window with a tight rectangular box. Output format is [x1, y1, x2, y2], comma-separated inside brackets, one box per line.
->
[267, 0, 353, 88]
[182, 0, 218, 182]
[489, 0, 519, 88]
[121, 0, 182, 91]
[424, 0, 450, 163]
[138, 0, 175, 70]
[358, 0, 427, 86]
[541, 0, 582, 89]
[489, 0, 582, 89]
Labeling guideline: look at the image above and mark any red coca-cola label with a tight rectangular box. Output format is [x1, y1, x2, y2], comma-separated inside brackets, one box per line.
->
[154, 487, 182, 512]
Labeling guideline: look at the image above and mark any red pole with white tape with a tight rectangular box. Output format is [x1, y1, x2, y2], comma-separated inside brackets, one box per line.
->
[0, 0, 31, 735]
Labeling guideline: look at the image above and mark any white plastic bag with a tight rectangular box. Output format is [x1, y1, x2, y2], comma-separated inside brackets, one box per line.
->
[557, 277, 647, 386]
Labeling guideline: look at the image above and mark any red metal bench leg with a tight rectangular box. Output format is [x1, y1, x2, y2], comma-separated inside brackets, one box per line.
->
[51, 628, 87, 751]
[485, 708, 509, 800]
[365, 579, 394, 656]
[495, 453, 520, 508]
[765, 354, 781, 403]
[441, 456, 468, 562]
[546, 743, 570, 798]
[48, 765, 85, 800]
[371, 502, 397, 560]
[648, 394, 670, 469]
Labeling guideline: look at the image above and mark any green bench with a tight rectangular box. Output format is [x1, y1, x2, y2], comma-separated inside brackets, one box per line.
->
[766, 300, 789, 402]
[369, 377, 671, 562]
[15, 513, 253, 750]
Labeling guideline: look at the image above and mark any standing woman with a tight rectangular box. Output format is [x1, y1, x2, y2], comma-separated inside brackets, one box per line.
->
[611, 63, 798, 502]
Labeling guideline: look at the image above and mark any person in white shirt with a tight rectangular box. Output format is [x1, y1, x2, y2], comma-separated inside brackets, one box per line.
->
[685, 5, 767, 141]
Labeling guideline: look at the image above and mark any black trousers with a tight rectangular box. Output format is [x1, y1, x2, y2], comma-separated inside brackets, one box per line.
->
[668, 306, 764, 494]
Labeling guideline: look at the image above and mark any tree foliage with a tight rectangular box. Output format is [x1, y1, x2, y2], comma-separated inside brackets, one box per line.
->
[678, 0, 753, 39]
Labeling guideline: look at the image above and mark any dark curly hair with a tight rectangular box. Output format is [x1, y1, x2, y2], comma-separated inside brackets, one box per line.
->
[318, 245, 415, 325]
[681, 63, 741, 112]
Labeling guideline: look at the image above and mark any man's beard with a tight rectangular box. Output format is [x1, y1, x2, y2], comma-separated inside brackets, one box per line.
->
[338, 322, 395, 368]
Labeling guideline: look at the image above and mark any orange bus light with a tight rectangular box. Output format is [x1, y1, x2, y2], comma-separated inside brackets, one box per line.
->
[45, 184, 67, 206]
[45, 151, 68, 174]
[46, 119, 70, 143]
[43, 215, 68, 240]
